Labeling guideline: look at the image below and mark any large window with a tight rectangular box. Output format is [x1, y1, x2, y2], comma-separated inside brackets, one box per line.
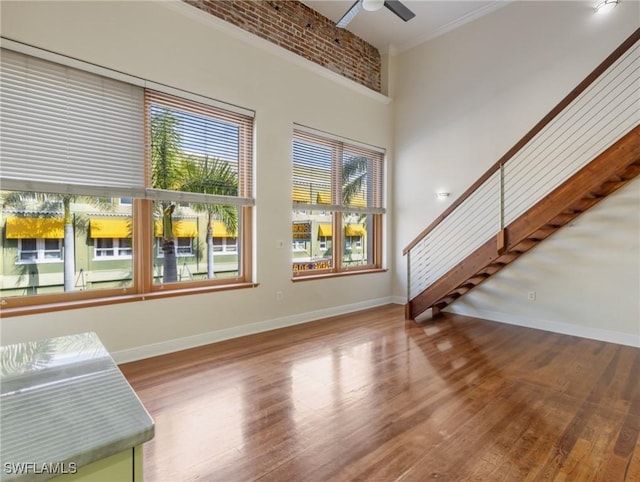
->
[146, 90, 253, 288]
[0, 45, 254, 312]
[292, 127, 384, 277]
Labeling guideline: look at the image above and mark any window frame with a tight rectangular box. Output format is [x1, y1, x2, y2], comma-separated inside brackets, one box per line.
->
[94, 238, 133, 260]
[145, 90, 253, 292]
[17, 238, 63, 264]
[0, 43, 256, 316]
[213, 236, 238, 254]
[291, 127, 385, 280]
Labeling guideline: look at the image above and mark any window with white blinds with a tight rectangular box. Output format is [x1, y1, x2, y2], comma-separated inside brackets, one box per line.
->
[0, 48, 145, 197]
[292, 127, 384, 214]
[0, 44, 256, 312]
[145, 90, 255, 288]
[292, 126, 385, 277]
[145, 90, 254, 206]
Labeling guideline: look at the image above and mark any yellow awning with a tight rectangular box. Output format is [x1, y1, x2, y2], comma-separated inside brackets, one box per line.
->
[318, 223, 332, 237]
[293, 186, 311, 203]
[212, 220, 237, 238]
[90, 218, 131, 238]
[345, 193, 366, 208]
[292, 187, 331, 204]
[316, 192, 331, 204]
[154, 220, 198, 237]
[345, 224, 366, 237]
[5, 217, 64, 239]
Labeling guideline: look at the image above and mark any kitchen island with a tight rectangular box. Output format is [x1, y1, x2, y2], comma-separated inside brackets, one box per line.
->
[1, 332, 154, 481]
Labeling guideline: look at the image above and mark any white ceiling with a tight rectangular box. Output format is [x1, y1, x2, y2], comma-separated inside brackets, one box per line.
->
[301, 0, 508, 53]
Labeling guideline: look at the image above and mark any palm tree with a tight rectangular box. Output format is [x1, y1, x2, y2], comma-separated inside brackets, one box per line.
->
[150, 108, 182, 283]
[342, 155, 370, 206]
[342, 155, 372, 265]
[151, 108, 241, 281]
[178, 157, 238, 279]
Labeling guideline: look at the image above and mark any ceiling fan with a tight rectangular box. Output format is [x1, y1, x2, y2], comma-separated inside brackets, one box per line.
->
[336, 0, 416, 28]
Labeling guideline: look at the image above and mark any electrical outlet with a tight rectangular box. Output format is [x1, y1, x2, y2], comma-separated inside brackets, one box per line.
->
[528, 291, 536, 301]
[276, 291, 283, 301]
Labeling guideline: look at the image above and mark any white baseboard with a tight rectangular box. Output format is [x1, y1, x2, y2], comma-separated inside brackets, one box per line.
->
[112, 296, 394, 364]
[390, 296, 406, 305]
[444, 305, 640, 348]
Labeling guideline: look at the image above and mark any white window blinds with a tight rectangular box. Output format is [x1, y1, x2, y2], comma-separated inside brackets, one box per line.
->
[145, 90, 254, 207]
[292, 127, 384, 214]
[0, 48, 145, 196]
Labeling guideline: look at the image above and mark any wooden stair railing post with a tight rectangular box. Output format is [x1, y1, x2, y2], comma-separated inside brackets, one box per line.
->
[405, 251, 411, 320]
[497, 162, 507, 255]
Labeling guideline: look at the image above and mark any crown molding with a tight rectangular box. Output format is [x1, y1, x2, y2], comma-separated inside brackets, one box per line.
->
[396, 1, 510, 54]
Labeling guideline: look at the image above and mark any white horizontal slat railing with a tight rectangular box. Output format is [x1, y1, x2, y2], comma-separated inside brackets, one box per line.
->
[504, 43, 639, 224]
[404, 29, 640, 317]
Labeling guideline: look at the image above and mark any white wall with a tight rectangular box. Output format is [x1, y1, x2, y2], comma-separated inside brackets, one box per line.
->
[393, 1, 640, 343]
[0, 0, 393, 360]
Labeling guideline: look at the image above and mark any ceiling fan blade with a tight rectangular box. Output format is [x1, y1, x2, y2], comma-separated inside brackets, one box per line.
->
[384, 0, 416, 22]
[336, 0, 363, 28]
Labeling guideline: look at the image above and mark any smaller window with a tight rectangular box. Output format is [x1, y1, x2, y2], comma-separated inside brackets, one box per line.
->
[176, 237, 193, 257]
[95, 238, 114, 257]
[345, 236, 362, 249]
[18, 238, 62, 263]
[318, 236, 331, 250]
[213, 237, 237, 253]
[225, 237, 237, 253]
[292, 241, 306, 251]
[43, 239, 61, 259]
[156, 237, 194, 258]
[94, 238, 132, 259]
[119, 197, 133, 206]
[19, 238, 37, 262]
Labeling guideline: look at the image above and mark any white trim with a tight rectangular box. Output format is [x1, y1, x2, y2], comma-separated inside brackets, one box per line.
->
[390, 295, 406, 305]
[162, 1, 391, 105]
[444, 305, 640, 348]
[111, 296, 393, 363]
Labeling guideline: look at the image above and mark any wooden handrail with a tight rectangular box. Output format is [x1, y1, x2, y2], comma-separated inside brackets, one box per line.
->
[403, 27, 640, 256]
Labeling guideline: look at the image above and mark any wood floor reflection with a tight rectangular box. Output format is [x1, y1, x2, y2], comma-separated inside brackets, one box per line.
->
[120, 304, 640, 481]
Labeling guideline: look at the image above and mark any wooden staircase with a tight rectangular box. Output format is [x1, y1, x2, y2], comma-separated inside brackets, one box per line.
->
[406, 127, 640, 319]
[403, 28, 640, 321]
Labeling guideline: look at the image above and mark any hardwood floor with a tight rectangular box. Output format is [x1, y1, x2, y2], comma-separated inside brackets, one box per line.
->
[119, 304, 640, 481]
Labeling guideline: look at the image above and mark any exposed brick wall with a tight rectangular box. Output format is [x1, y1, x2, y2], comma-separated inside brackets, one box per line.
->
[185, 0, 381, 92]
